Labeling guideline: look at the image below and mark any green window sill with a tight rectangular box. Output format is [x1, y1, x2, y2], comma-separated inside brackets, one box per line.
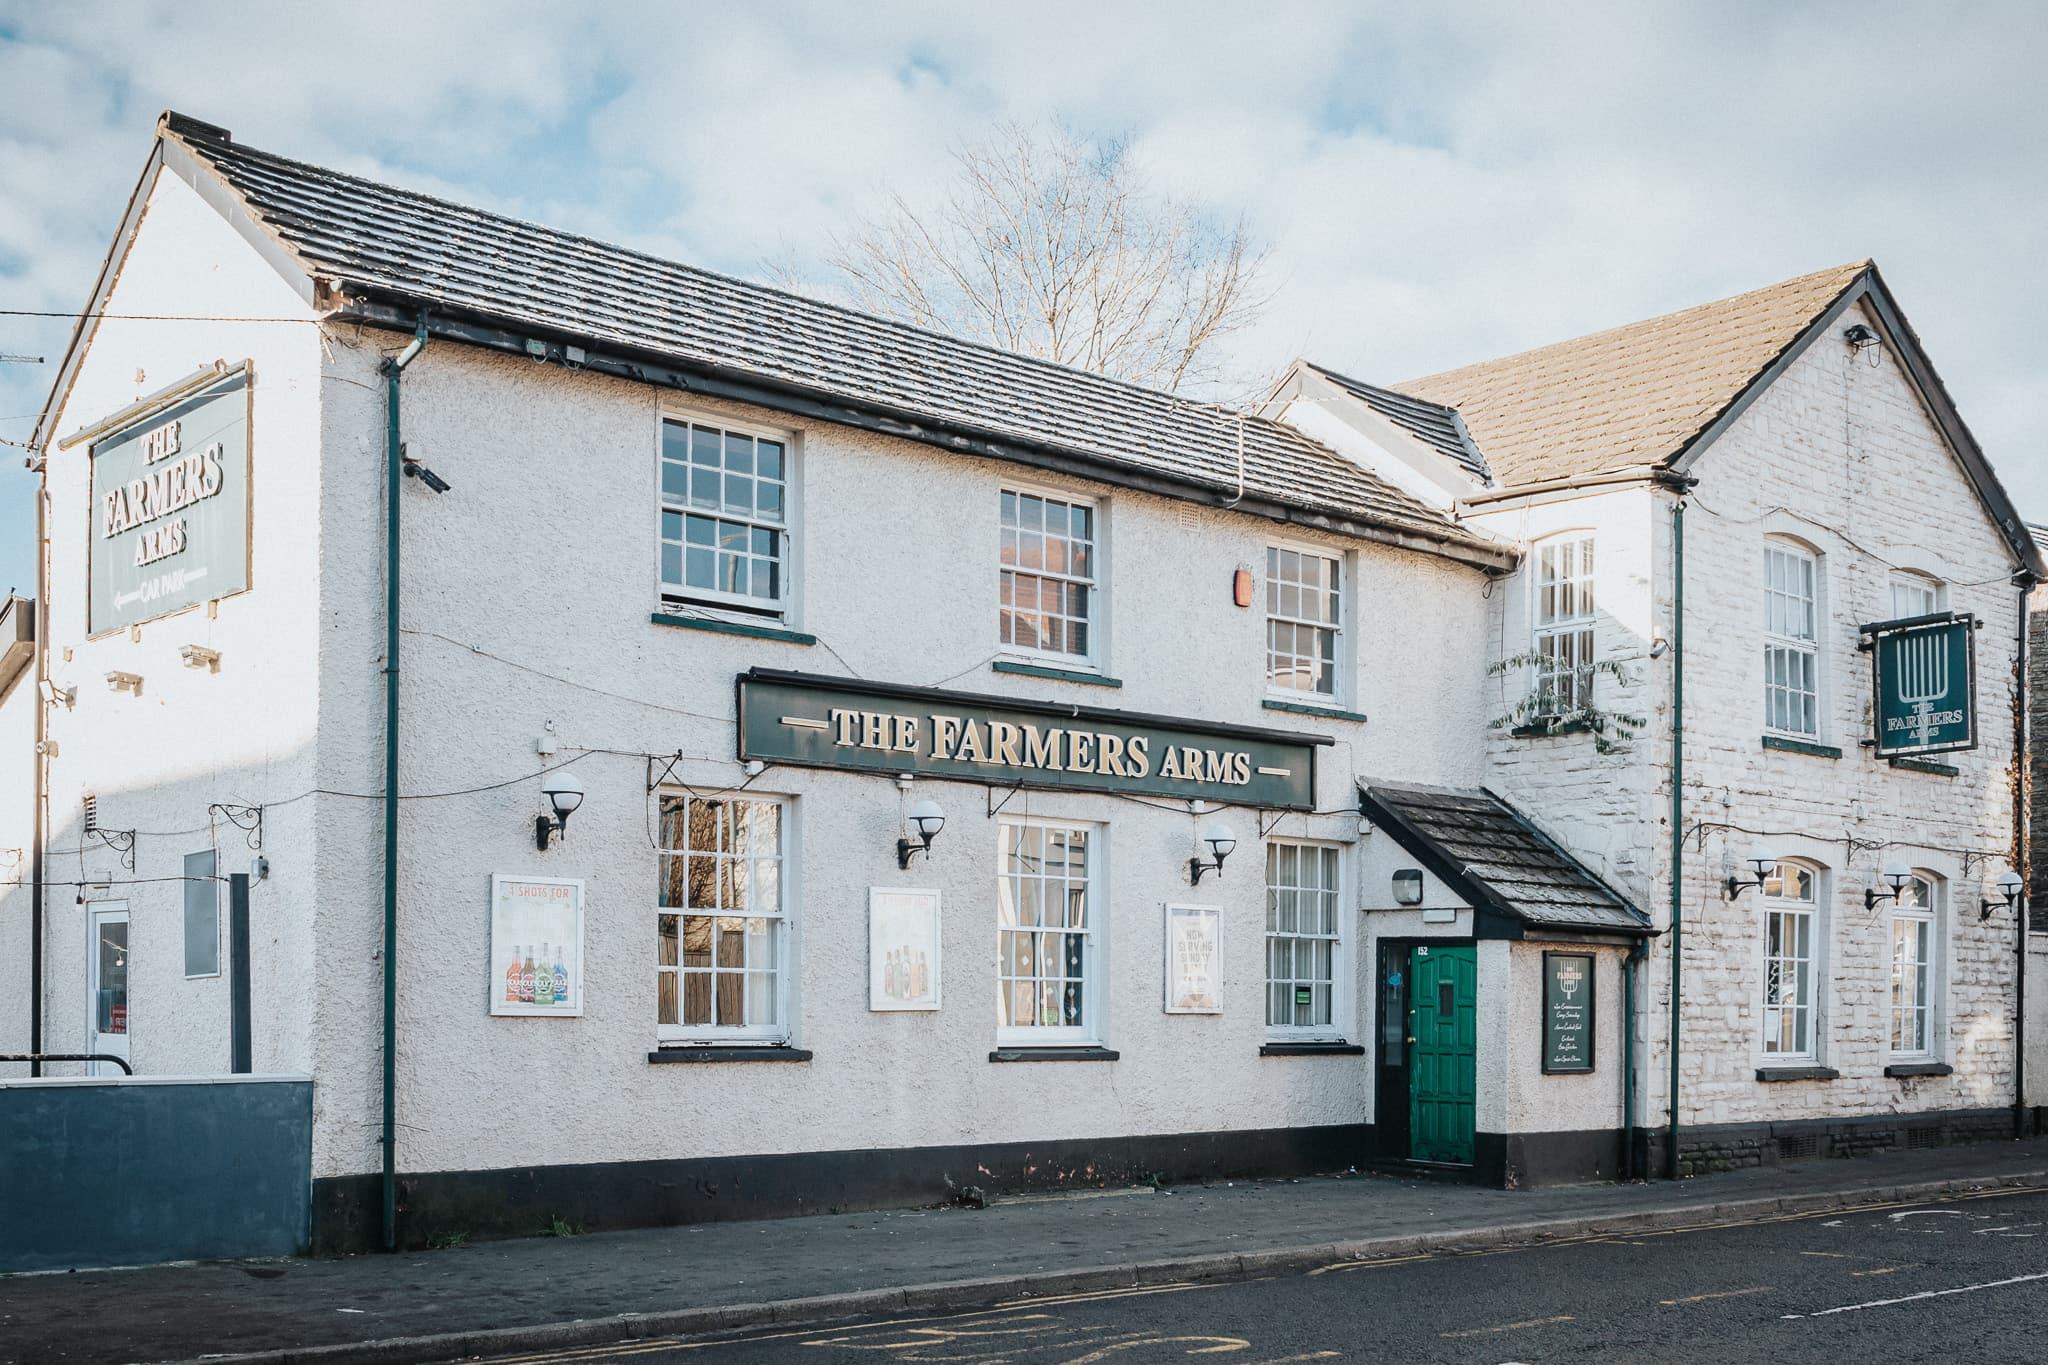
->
[1761, 735, 1841, 759]
[991, 660, 1122, 688]
[988, 1046, 1119, 1062]
[1263, 698, 1368, 723]
[1755, 1065, 1839, 1083]
[651, 612, 816, 646]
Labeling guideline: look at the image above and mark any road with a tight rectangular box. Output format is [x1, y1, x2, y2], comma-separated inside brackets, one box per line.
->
[448, 1186, 2048, 1364]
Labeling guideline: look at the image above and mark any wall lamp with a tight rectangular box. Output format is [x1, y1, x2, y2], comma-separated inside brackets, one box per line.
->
[897, 798, 946, 868]
[534, 770, 584, 850]
[1981, 871, 2024, 922]
[1724, 846, 1777, 899]
[1188, 825, 1237, 884]
[1865, 861, 1914, 911]
[105, 670, 143, 697]
[180, 644, 221, 673]
[1392, 869, 1425, 906]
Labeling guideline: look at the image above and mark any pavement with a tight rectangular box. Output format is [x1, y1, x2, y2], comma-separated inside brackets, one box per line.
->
[6, 1137, 2048, 1365]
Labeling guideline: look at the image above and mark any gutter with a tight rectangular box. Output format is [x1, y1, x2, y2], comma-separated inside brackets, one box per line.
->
[1457, 466, 1666, 510]
[379, 320, 428, 1251]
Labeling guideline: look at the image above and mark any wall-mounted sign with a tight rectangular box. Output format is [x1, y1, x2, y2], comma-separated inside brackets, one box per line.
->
[1541, 951, 1595, 1074]
[1866, 614, 1976, 758]
[869, 887, 942, 1011]
[87, 366, 252, 635]
[490, 876, 585, 1017]
[1164, 904, 1222, 1014]
[738, 670, 1322, 809]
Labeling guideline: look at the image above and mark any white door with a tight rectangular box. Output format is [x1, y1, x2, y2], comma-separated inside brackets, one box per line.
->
[86, 902, 130, 1076]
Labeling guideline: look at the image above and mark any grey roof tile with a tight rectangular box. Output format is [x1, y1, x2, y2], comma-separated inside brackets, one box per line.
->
[1303, 363, 1490, 483]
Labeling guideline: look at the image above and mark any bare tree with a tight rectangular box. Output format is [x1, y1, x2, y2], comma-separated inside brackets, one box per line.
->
[827, 120, 1268, 396]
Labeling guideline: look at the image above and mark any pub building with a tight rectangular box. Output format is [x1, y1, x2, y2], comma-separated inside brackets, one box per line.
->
[0, 112, 2034, 1263]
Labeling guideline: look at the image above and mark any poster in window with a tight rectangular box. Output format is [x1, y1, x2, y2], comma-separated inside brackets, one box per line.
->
[1541, 951, 1595, 1073]
[490, 876, 585, 1017]
[869, 888, 942, 1011]
[1163, 904, 1223, 1014]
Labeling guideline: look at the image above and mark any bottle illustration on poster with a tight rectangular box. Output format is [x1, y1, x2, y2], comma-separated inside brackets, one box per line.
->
[490, 877, 586, 1017]
[869, 888, 942, 1011]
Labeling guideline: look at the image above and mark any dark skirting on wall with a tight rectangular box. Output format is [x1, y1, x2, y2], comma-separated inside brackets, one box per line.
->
[314, 1122, 1373, 1253]
[1640, 1105, 2017, 1178]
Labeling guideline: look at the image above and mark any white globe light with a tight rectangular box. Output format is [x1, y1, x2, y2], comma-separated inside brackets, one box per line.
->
[909, 797, 946, 839]
[542, 770, 585, 819]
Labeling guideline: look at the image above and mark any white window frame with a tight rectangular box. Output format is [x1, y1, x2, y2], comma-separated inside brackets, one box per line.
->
[1763, 539, 1823, 739]
[656, 792, 794, 1046]
[1889, 872, 1941, 1061]
[998, 483, 1103, 669]
[1530, 531, 1597, 715]
[1264, 541, 1345, 705]
[1759, 860, 1823, 1062]
[1889, 571, 1943, 621]
[995, 817, 1103, 1047]
[1264, 839, 1346, 1041]
[656, 410, 799, 623]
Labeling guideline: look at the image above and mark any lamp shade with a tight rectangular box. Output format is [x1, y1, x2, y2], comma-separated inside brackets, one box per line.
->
[1998, 870, 2024, 898]
[1881, 860, 1913, 889]
[908, 798, 946, 839]
[541, 770, 585, 819]
[1203, 825, 1237, 860]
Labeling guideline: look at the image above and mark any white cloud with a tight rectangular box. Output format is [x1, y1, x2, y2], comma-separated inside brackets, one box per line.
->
[3, 0, 2046, 598]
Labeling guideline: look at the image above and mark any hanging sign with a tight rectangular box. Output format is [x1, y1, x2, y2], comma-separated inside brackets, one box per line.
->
[738, 670, 1322, 809]
[1541, 951, 1595, 1074]
[1866, 614, 1975, 758]
[87, 365, 253, 635]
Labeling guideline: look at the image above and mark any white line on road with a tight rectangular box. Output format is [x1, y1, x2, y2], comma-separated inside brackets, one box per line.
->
[1659, 1286, 1769, 1305]
[1780, 1269, 2048, 1319]
[1441, 1315, 1574, 1339]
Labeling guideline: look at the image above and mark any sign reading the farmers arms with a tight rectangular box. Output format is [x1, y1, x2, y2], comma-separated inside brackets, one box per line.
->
[1541, 951, 1595, 1074]
[738, 671, 1322, 809]
[1867, 614, 1976, 758]
[88, 366, 251, 634]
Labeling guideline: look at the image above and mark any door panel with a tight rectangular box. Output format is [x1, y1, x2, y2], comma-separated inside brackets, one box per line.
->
[1408, 944, 1476, 1164]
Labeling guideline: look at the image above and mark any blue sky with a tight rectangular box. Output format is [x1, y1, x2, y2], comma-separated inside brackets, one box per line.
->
[4, 2, 2048, 598]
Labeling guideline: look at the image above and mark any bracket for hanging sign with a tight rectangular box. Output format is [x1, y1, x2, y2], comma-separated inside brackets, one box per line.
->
[645, 751, 687, 794]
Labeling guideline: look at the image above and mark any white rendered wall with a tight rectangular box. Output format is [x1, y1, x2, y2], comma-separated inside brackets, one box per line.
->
[297, 334, 1498, 1181]
[31, 167, 325, 1082]
[0, 663, 34, 1073]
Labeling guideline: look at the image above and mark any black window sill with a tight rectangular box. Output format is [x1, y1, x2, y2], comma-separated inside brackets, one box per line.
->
[651, 612, 816, 646]
[1263, 698, 1368, 723]
[1509, 719, 1591, 739]
[989, 1047, 1119, 1063]
[991, 660, 1122, 688]
[649, 1046, 813, 1064]
[1762, 735, 1842, 759]
[1259, 1041, 1366, 1057]
[1756, 1065, 1840, 1083]
[1885, 1061, 1954, 1078]
[1889, 757, 1960, 777]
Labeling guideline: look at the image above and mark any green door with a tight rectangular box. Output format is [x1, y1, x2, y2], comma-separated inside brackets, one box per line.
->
[1408, 944, 1477, 1164]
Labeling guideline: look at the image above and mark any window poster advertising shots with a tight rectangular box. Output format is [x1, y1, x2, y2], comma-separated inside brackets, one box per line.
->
[490, 876, 586, 1017]
[869, 887, 942, 1011]
[1164, 904, 1222, 1013]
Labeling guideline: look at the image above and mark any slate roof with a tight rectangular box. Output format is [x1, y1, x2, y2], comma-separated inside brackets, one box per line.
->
[150, 116, 1498, 563]
[1300, 363, 1491, 483]
[1395, 262, 1872, 488]
[1359, 782, 1650, 938]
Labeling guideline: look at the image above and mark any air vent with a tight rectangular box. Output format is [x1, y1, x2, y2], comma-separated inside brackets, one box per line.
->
[1777, 1133, 1821, 1161]
[82, 793, 97, 833]
[1905, 1126, 1944, 1151]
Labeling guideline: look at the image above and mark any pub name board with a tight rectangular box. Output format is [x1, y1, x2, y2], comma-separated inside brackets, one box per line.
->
[738, 671, 1323, 809]
[87, 366, 252, 634]
[1865, 613, 1976, 758]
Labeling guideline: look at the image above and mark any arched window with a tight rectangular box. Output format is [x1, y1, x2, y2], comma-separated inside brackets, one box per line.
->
[1760, 861, 1821, 1059]
[1890, 873, 1941, 1059]
[1763, 539, 1822, 738]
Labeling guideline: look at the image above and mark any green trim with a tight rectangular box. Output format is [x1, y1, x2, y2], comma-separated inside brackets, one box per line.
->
[652, 612, 816, 646]
[991, 660, 1122, 688]
[1762, 735, 1842, 759]
[1263, 698, 1368, 723]
[1890, 757, 1960, 777]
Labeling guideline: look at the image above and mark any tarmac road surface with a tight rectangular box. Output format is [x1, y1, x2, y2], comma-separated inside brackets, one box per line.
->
[442, 1186, 2048, 1364]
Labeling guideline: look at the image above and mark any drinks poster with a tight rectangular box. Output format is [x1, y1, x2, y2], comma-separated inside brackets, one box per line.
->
[1163, 904, 1222, 1014]
[869, 888, 941, 1011]
[491, 875, 586, 1017]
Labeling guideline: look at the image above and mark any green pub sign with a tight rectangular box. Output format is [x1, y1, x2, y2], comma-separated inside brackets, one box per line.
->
[87, 366, 252, 635]
[1867, 614, 1975, 758]
[737, 670, 1324, 809]
[1540, 951, 1595, 1074]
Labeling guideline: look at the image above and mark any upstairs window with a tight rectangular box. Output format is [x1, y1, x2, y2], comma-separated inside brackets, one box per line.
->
[660, 418, 790, 618]
[1266, 546, 1341, 698]
[1532, 534, 1596, 713]
[1763, 541, 1821, 737]
[1000, 489, 1097, 661]
[1890, 572, 1941, 620]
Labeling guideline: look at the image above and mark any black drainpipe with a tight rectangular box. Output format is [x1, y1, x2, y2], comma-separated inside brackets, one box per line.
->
[2016, 573, 2034, 1138]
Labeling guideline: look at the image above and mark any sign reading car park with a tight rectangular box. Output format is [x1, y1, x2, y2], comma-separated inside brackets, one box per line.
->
[1865, 613, 1976, 758]
[87, 365, 252, 634]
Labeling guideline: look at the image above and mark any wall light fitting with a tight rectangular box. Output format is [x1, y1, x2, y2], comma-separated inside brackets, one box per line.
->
[105, 671, 143, 697]
[898, 798, 946, 868]
[534, 770, 585, 850]
[1724, 846, 1777, 899]
[180, 644, 221, 673]
[1188, 824, 1237, 884]
[1981, 870, 2023, 922]
[1864, 860, 1914, 911]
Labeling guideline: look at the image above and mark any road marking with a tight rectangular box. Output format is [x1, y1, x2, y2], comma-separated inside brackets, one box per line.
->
[1659, 1286, 1768, 1305]
[1780, 1269, 2048, 1319]
[1440, 1315, 1574, 1339]
[1800, 1251, 1851, 1259]
[1000, 1283, 1210, 1308]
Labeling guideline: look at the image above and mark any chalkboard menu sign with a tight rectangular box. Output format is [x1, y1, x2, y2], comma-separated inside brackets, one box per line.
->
[1541, 952, 1596, 1074]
